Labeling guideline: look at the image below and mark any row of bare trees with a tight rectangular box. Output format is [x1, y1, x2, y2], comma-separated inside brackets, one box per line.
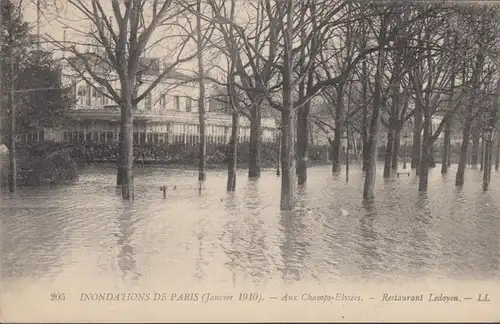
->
[205, 1, 500, 209]
[35, 0, 500, 210]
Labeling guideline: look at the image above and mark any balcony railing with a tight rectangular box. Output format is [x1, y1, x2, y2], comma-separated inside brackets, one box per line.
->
[70, 105, 277, 129]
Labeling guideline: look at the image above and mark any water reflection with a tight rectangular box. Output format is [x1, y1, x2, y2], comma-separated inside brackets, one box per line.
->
[116, 205, 140, 282]
[220, 180, 273, 284]
[0, 190, 68, 280]
[407, 194, 432, 277]
[222, 193, 239, 287]
[471, 191, 500, 276]
[358, 200, 381, 276]
[279, 188, 312, 283]
[2, 164, 500, 289]
[242, 180, 272, 282]
[193, 215, 208, 283]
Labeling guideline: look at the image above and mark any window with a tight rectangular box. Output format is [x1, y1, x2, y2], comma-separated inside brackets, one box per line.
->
[161, 94, 167, 111]
[145, 94, 152, 111]
[98, 87, 106, 105]
[86, 84, 92, 105]
[174, 96, 180, 111]
[77, 86, 87, 105]
[77, 86, 86, 96]
[185, 97, 192, 112]
[208, 98, 215, 113]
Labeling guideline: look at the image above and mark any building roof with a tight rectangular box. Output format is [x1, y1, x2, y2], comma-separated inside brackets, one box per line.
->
[66, 53, 191, 81]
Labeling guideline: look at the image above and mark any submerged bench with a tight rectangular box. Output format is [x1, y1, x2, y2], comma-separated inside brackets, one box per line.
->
[396, 171, 411, 177]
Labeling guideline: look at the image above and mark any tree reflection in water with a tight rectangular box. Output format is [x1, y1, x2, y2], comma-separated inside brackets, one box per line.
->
[222, 192, 239, 287]
[116, 206, 140, 282]
[193, 212, 208, 283]
[358, 200, 380, 277]
[220, 179, 274, 285]
[279, 186, 312, 283]
[407, 193, 432, 277]
[473, 190, 500, 276]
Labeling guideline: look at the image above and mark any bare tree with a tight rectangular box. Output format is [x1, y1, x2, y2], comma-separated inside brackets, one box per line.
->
[196, 0, 207, 182]
[363, 6, 390, 200]
[45, 0, 200, 199]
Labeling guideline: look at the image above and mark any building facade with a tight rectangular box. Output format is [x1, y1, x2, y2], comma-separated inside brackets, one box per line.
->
[28, 56, 277, 146]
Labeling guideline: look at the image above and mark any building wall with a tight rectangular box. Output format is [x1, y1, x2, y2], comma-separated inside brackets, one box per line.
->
[51, 64, 277, 145]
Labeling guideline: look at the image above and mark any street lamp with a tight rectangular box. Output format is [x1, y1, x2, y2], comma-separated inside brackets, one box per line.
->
[403, 133, 409, 170]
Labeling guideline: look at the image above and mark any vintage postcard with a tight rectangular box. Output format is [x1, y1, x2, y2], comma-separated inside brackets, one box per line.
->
[0, 0, 499, 322]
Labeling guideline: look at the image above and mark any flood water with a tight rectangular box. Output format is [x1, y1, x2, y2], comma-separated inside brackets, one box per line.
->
[1, 163, 499, 288]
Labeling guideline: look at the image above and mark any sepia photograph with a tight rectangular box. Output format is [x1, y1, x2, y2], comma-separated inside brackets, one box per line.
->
[0, 0, 499, 322]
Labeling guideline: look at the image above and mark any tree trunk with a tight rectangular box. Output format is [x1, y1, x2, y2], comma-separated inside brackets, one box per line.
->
[280, 110, 296, 211]
[383, 127, 394, 178]
[448, 141, 452, 167]
[384, 96, 399, 178]
[442, 35, 457, 174]
[198, 104, 206, 182]
[119, 99, 134, 200]
[116, 107, 127, 186]
[391, 126, 401, 170]
[483, 65, 500, 189]
[361, 58, 369, 172]
[280, 0, 296, 211]
[331, 126, 342, 173]
[6, 12, 16, 193]
[363, 111, 381, 200]
[297, 102, 310, 185]
[456, 49, 484, 186]
[362, 139, 369, 171]
[480, 134, 485, 171]
[467, 141, 472, 165]
[411, 101, 422, 171]
[227, 111, 239, 191]
[8, 51, 16, 193]
[441, 117, 451, 174]
[363, 18, 386, 200]
[248, 103, 261, 178]
[471, 135, 479, 167]
[456, 123, 472, 186]
[495, 134, 500, 171]
[483, 135, 492, 190]
[197, 0, 206, 182]
[387, 40, 402, 174]
[331, 87, 343, 173]
[418, 118, 431, 191]
[428, 120, 436, 168]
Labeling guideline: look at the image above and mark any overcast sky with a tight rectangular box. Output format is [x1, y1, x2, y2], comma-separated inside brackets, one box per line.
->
[22, 1, 206, 74]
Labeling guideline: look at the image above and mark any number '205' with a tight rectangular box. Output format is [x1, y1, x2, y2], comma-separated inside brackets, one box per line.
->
[50, 293, 66, 301]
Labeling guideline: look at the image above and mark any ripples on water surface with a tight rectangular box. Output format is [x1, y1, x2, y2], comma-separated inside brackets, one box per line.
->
[1, 164, 500, 289]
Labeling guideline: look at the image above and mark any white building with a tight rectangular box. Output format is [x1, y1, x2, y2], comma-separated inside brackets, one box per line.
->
[36, 55, 277, 146]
